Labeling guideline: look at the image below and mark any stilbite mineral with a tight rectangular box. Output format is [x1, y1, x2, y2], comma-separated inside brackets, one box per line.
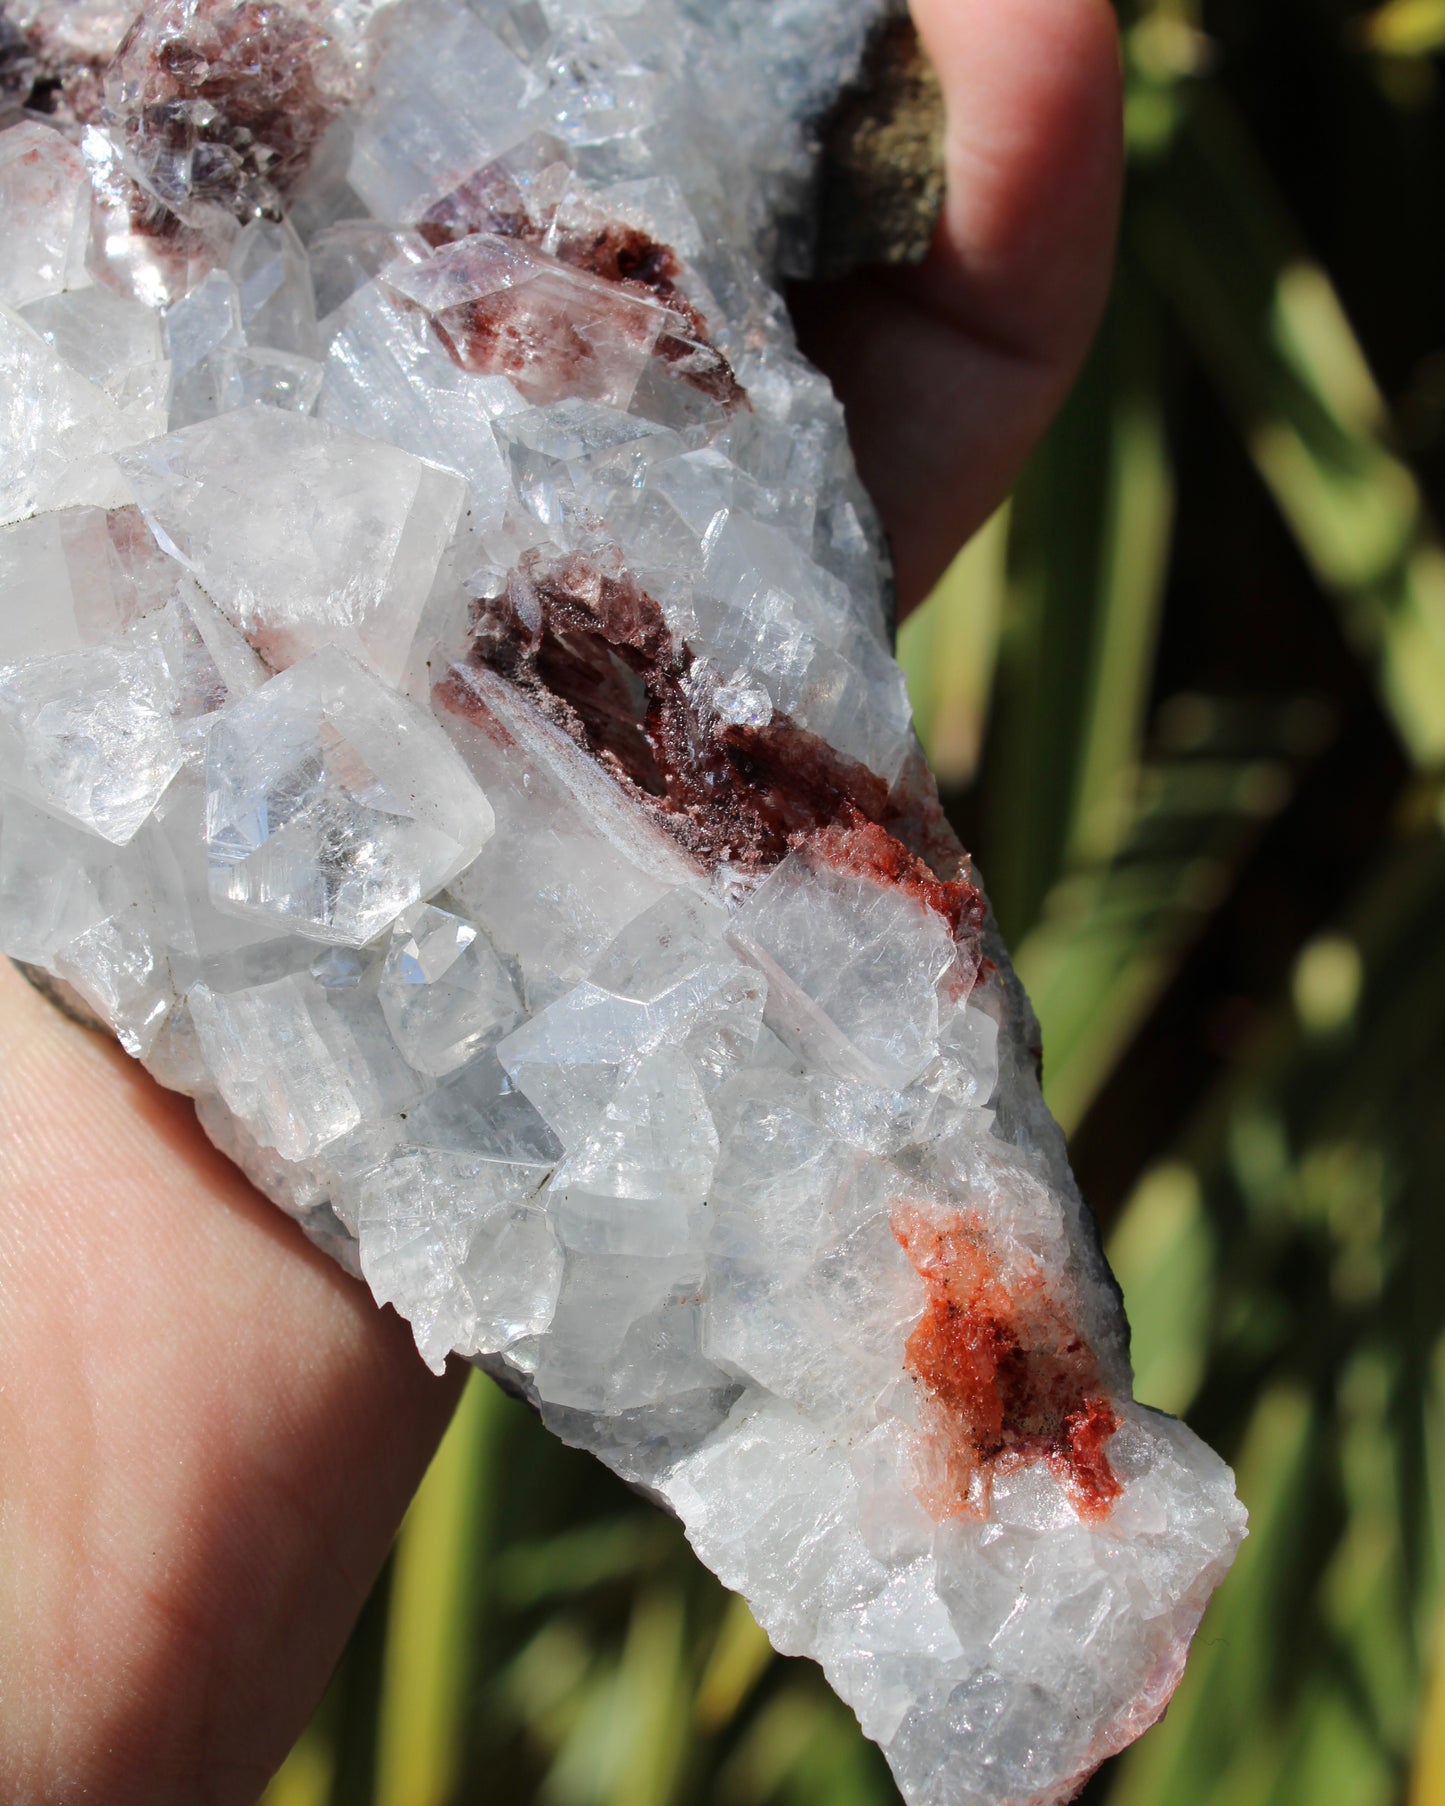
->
[0, 1, 1246, 1800]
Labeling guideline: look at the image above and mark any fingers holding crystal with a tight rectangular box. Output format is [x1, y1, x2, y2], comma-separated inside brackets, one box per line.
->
[0, 7, 1236, 1806]
[794, 0, 1125, 613]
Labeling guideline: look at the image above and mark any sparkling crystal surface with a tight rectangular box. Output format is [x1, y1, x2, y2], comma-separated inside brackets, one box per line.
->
[0, 3, 1246, 1801]
[379, 900, 523, 1074]
[203, 644, 495, 944]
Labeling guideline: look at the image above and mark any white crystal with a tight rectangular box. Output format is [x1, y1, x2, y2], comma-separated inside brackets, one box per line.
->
[320, 279, 515, 526]
[521, 1245, 726, 1420]
[347, 0, 535, 222]
[729, 849, 958, 1090]
[0, 507, 131, 664]
[0, 122, 94, 309]
[498, 936, 763, 1141]
[0, 791, 174, 1053]
[190, 965, 421, 1161]
[191, 975, 367, 1160]
[190, 953, 422, 1163]
[163, 270, 248, 427]
[21, 284, 168, 420]
[0, 300, 166, 522]
[204, 646, 495, 945]
[359, 1147, 561, 1372]
[378, 901, 522, 1075]
[546, 1049, 718, 1253]
[229, 218, 320, 358]
[704, 1092, 918, 1433]
[0, 641, 185, 844]
[119, 405, 467, 685]
[439, 662, 698, 1000]
[711, 672, 773, 727]
[697, 507, 915, 783]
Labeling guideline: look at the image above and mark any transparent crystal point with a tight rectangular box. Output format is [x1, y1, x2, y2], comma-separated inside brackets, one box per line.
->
[0, 506, 130, 665]
[119, 405, 467, 686]
[728, 850, 957, 1091]
[0, 641, 185, 844]
[359, 1147, 561, 1373]
[346, 0, 535, 222]
[204, 646, 496, 945]
[0, 299, 165, 523]
[379, 901, 522, 1075]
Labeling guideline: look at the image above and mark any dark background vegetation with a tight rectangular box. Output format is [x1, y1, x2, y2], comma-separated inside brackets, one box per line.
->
[263, 4, 1445, 1802]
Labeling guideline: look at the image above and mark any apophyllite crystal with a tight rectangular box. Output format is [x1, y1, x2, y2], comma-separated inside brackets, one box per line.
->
[0, 0, 1246, 1798]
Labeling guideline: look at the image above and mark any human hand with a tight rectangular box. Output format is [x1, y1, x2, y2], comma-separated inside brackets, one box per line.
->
[0, 4, 1123, 1799]
[796, 0, 1123, 617]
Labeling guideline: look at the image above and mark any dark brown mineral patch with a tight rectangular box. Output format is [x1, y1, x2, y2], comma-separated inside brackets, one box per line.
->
[812, 12, 945, 279]
[439, 548, 981, 935]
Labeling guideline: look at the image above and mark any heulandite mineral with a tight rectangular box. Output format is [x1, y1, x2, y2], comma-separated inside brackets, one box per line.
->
[0, 0, 1246, 1800]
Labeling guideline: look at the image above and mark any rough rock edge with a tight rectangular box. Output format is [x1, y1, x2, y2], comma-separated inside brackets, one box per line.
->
[812, 9, 945, 278]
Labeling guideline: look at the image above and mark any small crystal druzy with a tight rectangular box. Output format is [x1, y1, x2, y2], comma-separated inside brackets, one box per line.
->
[0, 2, 1245, 1801]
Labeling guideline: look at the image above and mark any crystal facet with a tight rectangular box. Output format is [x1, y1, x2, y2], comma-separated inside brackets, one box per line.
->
[120, 405, 467, 685]
[203, 645, 495, 944]
[379, 901, 522, 1075]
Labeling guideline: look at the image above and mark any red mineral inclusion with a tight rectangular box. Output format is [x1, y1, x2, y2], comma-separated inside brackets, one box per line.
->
[422, 282, 623, 406]
[418, 169, 747, 410]
[806, 817, 980, 938]
[892, 1203, 1121, 1522]
[110, 0, 355, 220]
[437, 548, 985, 935]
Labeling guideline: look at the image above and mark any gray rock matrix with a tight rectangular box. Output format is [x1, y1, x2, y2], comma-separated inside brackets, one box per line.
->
[0, 0, 1245, 1800]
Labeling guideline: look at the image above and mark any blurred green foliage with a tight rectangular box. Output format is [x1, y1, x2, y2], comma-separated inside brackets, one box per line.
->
[264, 1, 1445, 1801]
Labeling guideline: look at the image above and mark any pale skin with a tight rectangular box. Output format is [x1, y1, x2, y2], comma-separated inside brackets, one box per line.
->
[0, 3, 1124, 1799]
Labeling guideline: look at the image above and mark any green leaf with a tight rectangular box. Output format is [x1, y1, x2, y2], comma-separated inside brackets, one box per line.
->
[1107, 1163, 1215, 1416]
[897, 504, 1008, 792]
[1360, 0, 1445, 55]
[373, 1372, 503, 1806]
[694, 1594, 775, 1734]
[1133, 89, 1445, 771]
[260, 1721, 336, 1806]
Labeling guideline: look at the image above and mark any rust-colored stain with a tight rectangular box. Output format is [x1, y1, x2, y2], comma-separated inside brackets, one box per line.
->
[892, 1203, 1121, 1522]
[806, 816, 980, 938]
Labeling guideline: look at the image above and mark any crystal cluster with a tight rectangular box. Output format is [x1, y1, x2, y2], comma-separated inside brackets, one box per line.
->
[0, 0, 1246, 1800]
